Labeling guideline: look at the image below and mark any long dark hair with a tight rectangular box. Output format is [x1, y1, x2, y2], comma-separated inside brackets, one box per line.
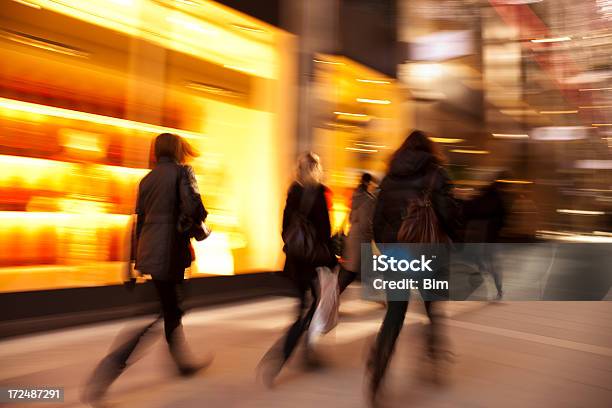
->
[390, 130, 447, 166]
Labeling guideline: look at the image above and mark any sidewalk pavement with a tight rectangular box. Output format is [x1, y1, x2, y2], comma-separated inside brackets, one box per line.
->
[1, 290, 611, 408]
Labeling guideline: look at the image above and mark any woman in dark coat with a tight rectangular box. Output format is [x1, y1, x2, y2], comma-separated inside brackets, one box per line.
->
[367, 130, 458, 402]
[84, 133, 209, 404]
[338, 173, 378, 292]
[462, 179, 508, 299]
[259, 152, 337, 386]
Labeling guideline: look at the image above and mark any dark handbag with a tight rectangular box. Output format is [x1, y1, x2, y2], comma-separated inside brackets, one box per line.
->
[282, 186, 331, 265]
[397, 168, 450, 243]
[176, 165, 210, 241]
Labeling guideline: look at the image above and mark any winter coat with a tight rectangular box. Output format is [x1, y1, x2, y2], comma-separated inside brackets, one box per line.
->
[133, 156, 206, 281]
[281, 182, 337, 287]
[342, 186, 376, 273]
[373, 150, 458, 244]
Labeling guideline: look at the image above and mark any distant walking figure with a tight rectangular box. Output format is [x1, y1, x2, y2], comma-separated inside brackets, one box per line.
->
[338, 172, 378, 293]
[83, 133, 210, 405]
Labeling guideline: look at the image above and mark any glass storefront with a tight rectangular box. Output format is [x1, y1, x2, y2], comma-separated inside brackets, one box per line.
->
[0, 0, 296, 292]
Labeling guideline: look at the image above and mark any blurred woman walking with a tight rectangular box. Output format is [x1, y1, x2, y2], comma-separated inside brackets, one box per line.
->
[83, 133, 210, 405]
[366, 130, 458, 404]
[258, 152, 337, 386]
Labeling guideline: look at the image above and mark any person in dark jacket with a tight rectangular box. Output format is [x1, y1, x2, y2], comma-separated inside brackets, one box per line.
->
[462, 179, 507, 299]
[338, 172, 378, 292]
[366, 130, 458, 402]
[258, 152, 337, 387]
[83, 133, 209, 405]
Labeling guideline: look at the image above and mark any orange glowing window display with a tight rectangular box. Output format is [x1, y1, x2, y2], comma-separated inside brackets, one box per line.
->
[309, 54, 411, 231]
[0, 0, 296, 292]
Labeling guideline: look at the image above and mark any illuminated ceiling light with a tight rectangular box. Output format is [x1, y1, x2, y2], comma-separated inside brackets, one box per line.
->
[539, 110, 578, 114]
[354, 142, 387, 149]
[579, 105, 612, 109]
[0, 97, 203, 139]
[166, 15, 219, 36]
[231, 24, 265, 33]
[530, 36, 571, 43]
[223, 64, 257, 75]
[12, 0, 41, 8]
[334, 111, 370, 122]
[537, 230, 612, 243]
[356, 79, 391, 84]
[450, 149, 489, 154]
[574, 160, 612, 169]
[429, 137, 464, 144]
[186, 81, 243, 98]
[579, 87, 612, 92]
[346, 147, 378, 153]
[334, 111, 367, 117]
[496, 179, 533, 184]
[531, 126, 592, 140]
[1, 29, 88, 58]
[176, 0, 201, 5]
[356, 98, 391, 105]
[556, 209, 604, 215]
[324, 122, 358, 129]
[313, 59, 343, 65]
[492, 133, 529, 139]
[500, 109, 538, 116]
[593, 123, 612, 127]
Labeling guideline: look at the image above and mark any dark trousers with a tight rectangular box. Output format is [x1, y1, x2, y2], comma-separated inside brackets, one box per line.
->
[368, 300, 440, 389]
[282, 279, 319, 361]
[261, 277, 319, 369]
[84, 279, 190, 399]
[475, 246, 502, 294]
[338, 265, 357, 294]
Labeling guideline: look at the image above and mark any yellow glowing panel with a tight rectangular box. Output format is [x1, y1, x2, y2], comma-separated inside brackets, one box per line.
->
[430, 137, 464, 144]
[0, 155, 77, 191]
[330, 199, 350, 233]
[192, 233, 234, 275]
[450, 149, 490, 155]
[0, 97, 203, 139]
[0, 211, 129, 229]
[0, 155, 147, 191]
[30, 0, 277, 78]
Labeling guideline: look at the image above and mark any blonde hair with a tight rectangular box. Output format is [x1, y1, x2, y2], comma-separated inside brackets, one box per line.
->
[297, 152, 322, 186]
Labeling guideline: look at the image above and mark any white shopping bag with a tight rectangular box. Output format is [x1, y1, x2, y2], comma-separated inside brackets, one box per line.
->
[309, 265, 340, 343]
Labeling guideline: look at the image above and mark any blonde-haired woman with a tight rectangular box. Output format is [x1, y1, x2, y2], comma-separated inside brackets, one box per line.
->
[258, 152, 337, 386]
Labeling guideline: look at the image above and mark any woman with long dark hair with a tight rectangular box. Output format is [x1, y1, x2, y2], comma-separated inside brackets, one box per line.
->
[258, 152, 337, 386]
[83, 133, 210, 404]
[366, 130, 458, 402]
